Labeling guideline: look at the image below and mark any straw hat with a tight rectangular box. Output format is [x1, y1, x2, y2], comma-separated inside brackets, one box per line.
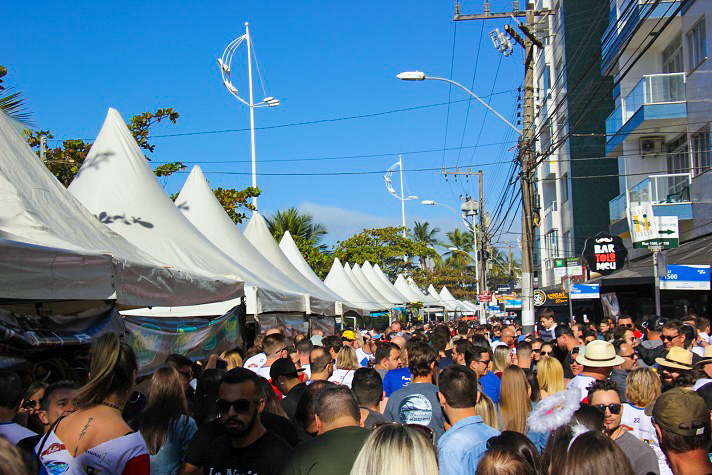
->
[575, 340, 624, 367]
[656, 346, 694, 371]
[695, 346, 712, 366]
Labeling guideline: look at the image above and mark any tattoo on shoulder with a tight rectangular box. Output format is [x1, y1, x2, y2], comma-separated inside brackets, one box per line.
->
[74, 417, 94, 457]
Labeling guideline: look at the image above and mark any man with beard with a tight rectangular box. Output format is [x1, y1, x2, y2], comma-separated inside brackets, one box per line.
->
[655, 347, 694, 392]
[182, 368, 292, 474]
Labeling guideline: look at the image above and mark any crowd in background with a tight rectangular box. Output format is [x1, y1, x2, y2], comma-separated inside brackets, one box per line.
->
[2, 310, 712, 474]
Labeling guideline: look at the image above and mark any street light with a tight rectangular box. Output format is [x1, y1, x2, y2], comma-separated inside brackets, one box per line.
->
[218, 22, 280, 210]
[397, 71, 521, 134]
[385, 155, 418, 237]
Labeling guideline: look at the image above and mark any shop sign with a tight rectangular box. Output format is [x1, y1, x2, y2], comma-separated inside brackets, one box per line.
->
[582, 232, 628, 275]
[660, 265, 710, 290]
[633, 216, 680, 249]
[505, 299, 522, 309]
[533, 289, 569, 306]
[570, 283, 600, 300]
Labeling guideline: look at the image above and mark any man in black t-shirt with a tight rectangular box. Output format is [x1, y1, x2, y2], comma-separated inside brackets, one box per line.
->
[182, 368, 293, 474]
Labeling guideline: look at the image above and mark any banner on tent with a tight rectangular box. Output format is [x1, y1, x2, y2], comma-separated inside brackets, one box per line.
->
[257, 314, 309, 338]
[124, 307, 242, 376]
[310, 316, 336, 338]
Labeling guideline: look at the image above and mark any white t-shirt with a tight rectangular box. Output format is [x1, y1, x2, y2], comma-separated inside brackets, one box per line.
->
[621, 403, 672, 475]
[301, 363, 312, 380]
[355, 348, 373, 367]
[693, 378, 712, 390]
[566, 374, 596, 401]
[256, 365, 272, 380]
[329, 368, 356, 388]
[243, 353, 267, 372]
[0, 422, 35, 444]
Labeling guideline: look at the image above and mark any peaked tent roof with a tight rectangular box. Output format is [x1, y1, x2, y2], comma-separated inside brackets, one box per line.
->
[405, 276, 442, 306]
[428, 285, 458, 311]
[344, 263, 390, 308]
[68, 108, 290, 315]
[243, 213, 336, 316]
[0, 109, 240, 307]
[279, 231, 367, 316]
[173, 166, 312, 314]
[394, 274, 427, 303]
[361, 262, 408, 304]
[368, 263, 411, 303]
[440, 287, 469, 313]
[352, 264, 392, 307]
[324, 259, 384, 310]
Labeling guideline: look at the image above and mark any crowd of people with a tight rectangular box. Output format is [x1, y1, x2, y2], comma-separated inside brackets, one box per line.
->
[2, 311, 712, 474]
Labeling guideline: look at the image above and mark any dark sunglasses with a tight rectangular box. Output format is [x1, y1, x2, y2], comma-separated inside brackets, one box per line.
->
[661, 335, 680, 342]
[178, 370, 193, 380]
[619, 323, 634, 328]
[540, 351, 553, 356]
[531, 348, 541, 353]
[22, 400, 38, 409]
[216, 398, 258, 414]
[373, 421, 435, 442]
[592, 403, 622, 415]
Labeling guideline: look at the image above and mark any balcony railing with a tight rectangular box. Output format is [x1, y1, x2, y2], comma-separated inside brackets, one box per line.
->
[609, 193, 627, 224]
[624, 73, 686, 121]
[606, 104, 623, 139]
[543, 200, 558, 218]
[629, 173, 692, 206]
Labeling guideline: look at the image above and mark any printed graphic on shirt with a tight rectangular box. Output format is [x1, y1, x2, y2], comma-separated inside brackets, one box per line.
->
[45, 462, 69, 475]
[398, 394, 433, 425]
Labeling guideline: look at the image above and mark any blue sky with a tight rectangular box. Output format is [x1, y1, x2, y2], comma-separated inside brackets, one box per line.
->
[6, 0, 523, 250]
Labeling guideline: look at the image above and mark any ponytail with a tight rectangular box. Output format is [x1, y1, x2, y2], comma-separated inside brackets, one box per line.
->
[77, 332, 137, 407]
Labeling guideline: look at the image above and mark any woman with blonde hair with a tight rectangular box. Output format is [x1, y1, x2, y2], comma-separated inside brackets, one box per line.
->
[219, 349, 243, 371]
[329, 346, 360, 388]
[134, 367, 197, 475]
[499, 365, 547, 451]
[349, 423, 438, 475]
[536, 357, 565, 398]
[475, 392, 499, 430]
[38, 333, 149, 474]
[621, 367, 669, 475]
[492, 345, 510, 377]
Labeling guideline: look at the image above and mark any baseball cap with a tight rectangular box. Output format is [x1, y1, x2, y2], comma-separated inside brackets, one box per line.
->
[269, 357, 305, 380]
[645, 388, 709, 436]
[554, 324, 573, 338]
[644, 315, 667, 332]
[342, 330, 356, 341]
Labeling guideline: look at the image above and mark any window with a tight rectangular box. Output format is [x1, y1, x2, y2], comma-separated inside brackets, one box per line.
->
[687, 19, 707, 70]
[563, 231, 571, 257]
[691, 126, 712, 174]
[545, 229, 559, 260]
[662, 36, 683, 73]
[540, 118, 552, 152]
[666, 136, 690, 199]
[561, 173, 569, 203]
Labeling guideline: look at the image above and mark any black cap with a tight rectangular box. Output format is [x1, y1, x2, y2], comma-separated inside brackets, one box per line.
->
[554, 324, 573, 338]
[645, 315, 667, 332]
[269, 357, 304, 380]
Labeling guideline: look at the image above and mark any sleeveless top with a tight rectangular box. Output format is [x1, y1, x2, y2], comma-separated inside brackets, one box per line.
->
[37, 426, 149, 475]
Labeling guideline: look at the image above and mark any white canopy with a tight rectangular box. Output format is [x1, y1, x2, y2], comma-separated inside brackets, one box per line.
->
[344, 263, 391, 308]
[0, 109, 240, 307]
[428, 284, 458, 311]
[173, 166, 318, 314]
[243, 213, 337, 316]
[279, 231, 367, 316]
[394, 274, 428, 303]
[440, 286, 466, 311]
[352, 264, 392, 307]
[324, 258, 384, 310]
[68, 108, 285, 316]
[361, 262, 409, 305]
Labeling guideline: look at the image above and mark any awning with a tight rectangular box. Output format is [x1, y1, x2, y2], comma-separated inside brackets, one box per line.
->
[593, 234, 712, 286]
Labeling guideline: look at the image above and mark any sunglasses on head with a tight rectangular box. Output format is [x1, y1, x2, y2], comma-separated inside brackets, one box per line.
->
[373, 421, 435, 442]
[592, 403, 621, 415]
[216, 398, 258, 414]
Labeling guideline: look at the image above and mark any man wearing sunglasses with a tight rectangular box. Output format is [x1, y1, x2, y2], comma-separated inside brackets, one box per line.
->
[588, 380, 659, 475]
[255, 333, 289, 380]
[182, 368, 293, 475]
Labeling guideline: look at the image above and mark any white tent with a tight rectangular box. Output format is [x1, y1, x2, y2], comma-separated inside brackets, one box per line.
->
[68, 108, 293, 315]
[352, 264, 393, 307]
[324, 259, 384, 310]
[344, 263, 391, 308]
[369, 263, 412, 303]
[0, 109, 240, 307]
[428, 285, 458, 312]
[279, 231, 367, 316]
[394, 274, 427, 303]
[361, 262, 408, 305]
[173, 166, 323, 314]
[243, 213, 337, 315]
[440, 286, 466, 311]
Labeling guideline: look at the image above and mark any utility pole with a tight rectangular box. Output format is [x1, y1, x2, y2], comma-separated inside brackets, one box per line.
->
[455, 1, 545, 335]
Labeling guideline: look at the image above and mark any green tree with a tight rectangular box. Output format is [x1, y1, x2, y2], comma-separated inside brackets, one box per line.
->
[266, 208, 328, 250]
[0, 65, 31, 126]
[411, 221, 441, 247]
[292, 235, 333, 280]
[333, 227, 437, 280]
[488, 246, 521, 287]
[25, 108, 186, 187]
[170, 186, 261, 225]
[442, 228, 474, 268]
[412, 266, 478, 301]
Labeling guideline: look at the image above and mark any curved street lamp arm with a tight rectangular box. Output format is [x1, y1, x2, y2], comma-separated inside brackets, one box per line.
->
[425, 76, 522, 135]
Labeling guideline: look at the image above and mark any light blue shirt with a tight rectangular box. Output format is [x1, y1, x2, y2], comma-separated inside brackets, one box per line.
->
[438, 415, 500, 475]
[147, 415, 198, 475]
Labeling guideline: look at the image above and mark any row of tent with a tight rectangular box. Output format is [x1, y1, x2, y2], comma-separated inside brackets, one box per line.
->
[0, 108, 478, 353]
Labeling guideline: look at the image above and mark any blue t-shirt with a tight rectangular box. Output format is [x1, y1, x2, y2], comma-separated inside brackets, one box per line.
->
[383, 367, 412, 397]
[479, 371, 501, 404]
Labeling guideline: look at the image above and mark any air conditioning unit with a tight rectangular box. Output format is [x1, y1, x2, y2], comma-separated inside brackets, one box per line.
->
[639, 136, 663, 157]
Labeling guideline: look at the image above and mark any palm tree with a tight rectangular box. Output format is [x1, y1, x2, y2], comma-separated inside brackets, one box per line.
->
[412, 221, 441, 247]
[266, 207, 327, 249]
[442, 229, 474, 268]
[0, 66, 32, 127]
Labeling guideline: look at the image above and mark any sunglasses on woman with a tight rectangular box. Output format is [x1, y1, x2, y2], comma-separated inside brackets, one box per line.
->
[592, 403, 622, 415]
[540, 350, 552, 356]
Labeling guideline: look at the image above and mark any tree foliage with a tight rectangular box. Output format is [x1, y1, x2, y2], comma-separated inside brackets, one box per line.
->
[292, 235, 333, 280]
[412, 266, 478, 301]
[265, 208, 327, 249]
[333, 227, 438, 281]
[442, 228, 475, 268]
[25, 108, 186, 187]
[213, 186, 260, 224]
[0, 65, 31, 126]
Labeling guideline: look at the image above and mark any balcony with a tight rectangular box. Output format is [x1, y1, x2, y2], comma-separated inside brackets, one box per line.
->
[542, 201, 557, 230]
[608, 172, 693, 234]
[606, 73, 687, 155]
[601, 0, 681, 75]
